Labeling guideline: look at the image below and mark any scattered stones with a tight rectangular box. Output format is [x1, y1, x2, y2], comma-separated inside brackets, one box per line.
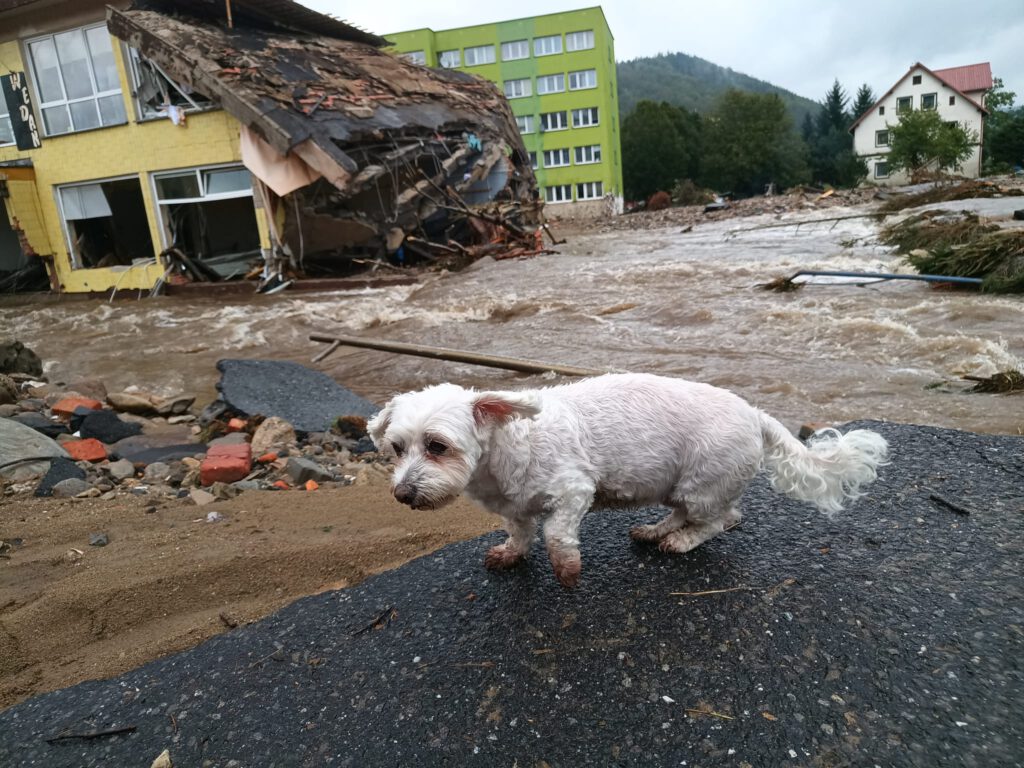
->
[0, 373, 17, 405]
[352, 437, 376, 455]
[167, 414, 196, 425]
[113, 442, 206, 465]
[63, 438, 108, 463]
[0, 340, 42, 376]
[189, 488, 217, 506]
[143, 462, 172, 482]
[106, 458, 136, 481]
[251, 416, 297, 456]
[0, 403, 19, 418]
[34, 458, 87, 497]
[107, 391, 161, 415]
[78, 409, 143, 443]
[9, 412, 69, 439]
[51, 478, 92, 498]
[150, 748, 173, 768]
[156, 395, 195, 416]
[209, 482, 241, 501]
[200, 443, 252, 485]
[285, 457, 334, 485]
[51, 396, 103, 419]
[89, 532, 109, 547]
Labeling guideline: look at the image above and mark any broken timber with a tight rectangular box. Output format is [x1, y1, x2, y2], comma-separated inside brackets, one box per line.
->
[309, 333, 603, 377]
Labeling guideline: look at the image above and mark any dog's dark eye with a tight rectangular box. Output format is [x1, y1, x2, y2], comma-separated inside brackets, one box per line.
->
[426, 440, 447, 456]
[392, 442, 405, 457]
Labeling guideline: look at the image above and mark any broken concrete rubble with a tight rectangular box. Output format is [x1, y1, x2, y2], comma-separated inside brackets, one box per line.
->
[107, 0, 543, 282]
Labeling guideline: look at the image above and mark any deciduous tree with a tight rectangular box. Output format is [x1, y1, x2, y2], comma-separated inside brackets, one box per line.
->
[887, 108, 977, 179]
[621, 100, 701, 200]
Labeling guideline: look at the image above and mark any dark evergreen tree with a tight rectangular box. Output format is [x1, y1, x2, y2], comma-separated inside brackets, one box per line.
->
[851, 84, 877, 123]
[807, 79, 866, 187]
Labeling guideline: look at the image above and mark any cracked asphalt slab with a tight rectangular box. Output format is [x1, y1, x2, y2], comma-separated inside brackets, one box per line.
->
[2, 422, 1022, 767]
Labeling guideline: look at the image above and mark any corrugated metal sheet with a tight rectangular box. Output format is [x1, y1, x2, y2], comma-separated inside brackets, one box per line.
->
[932, 63, 993, 94]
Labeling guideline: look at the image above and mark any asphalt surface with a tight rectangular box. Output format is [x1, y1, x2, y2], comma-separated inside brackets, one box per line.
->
[2, 421, 1022, 767]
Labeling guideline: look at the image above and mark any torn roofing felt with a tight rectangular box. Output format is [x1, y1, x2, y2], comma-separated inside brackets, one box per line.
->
[106, 0, 540, 261]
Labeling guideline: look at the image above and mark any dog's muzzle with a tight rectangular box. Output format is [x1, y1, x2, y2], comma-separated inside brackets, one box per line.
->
[394, 482, 417, 506]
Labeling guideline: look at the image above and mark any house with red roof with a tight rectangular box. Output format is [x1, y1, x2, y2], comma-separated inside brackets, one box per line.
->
[849, 62, 992, 185]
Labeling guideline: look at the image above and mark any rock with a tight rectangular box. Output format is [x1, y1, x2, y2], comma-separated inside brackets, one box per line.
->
[76, 487, 101, 498]
[155, 394, 195, 416]
[0, 340, 43, 376]
[210, 481, 240, 500]
[285, 457, 334, 485]
[167, 414, 196, 425]
[0, 373, 17, 405]
[0, 417, 69, 479]
[200, 443, 252, 485]
[51, 478, 92, 498]
[64, 438, 108, 463]
[106, 458, 136, 481]
[15, 397, 44, 412]
[143, 462, 172, 482]
[107, 391, 161, 415]
[78, 409, 143, 443]
[34, 458, 87, 497]
[150, 748, 173, 768]
[334, 415, 368, 440]
[251, 416, 297, 455]
[232, 480, 262, 491]
[352, 436, 376, 455]
[0, 404, 18, 418]
[65, 379, 107, 401]
[208, 432, 250, 449]
[89, 532, 109, 547]
[216, 359, 379, 433]
[10, 412, 69, 439]
[226, 417, 247, 432]
[111, 437, 205, 465]
[189, 488, 217, 506]
[206, 511, 224, 523]
[51, 396, 103, 419]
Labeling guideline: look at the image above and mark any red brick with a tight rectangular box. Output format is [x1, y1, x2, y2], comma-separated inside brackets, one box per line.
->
[200, 443, 252, 485]
[226, 417, 247, 433]
[272, 480, 291, 490]
[257, 452, 278, 464]
[52, 397, 103, 419]
[64, 438, 108, 462]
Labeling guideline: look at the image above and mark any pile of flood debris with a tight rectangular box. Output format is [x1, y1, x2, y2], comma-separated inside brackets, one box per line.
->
[107, 0, 546, 287]
[0, 345, 390, 504]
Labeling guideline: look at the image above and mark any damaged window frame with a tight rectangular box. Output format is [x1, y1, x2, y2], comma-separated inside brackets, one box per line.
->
[125, 46, 215, 121]
[55, 174, 155, 270]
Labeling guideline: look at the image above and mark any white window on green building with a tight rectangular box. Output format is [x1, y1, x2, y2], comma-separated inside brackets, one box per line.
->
[540, 110, 568, 131]
[438, 49, 461, 68]
[402, 50, 426, 65]
[534, 35, 562, 57]
[504, 78, 532, 99]
[572, 107, 599, 128]
[576, 181, 603, 200]
[575, 144, 601, 164]
[528, 151, 538, 169]
[515, 114, 535, 134]
[464, 45, 496, 66]
[501, 40, 529, 61]
[27, 23, 127, 136]
[565, 30, 595, 51]
[545, 184, 572, 203]
[568, 69, 597, 90]
[536, 74, 565, 95]
[543, 148, 570, 167]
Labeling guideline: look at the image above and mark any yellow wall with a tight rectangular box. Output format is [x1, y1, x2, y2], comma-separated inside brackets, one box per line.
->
[0, 22, 269, 293]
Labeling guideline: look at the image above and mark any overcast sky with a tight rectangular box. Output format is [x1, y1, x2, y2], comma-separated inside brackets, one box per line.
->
[305, 0, 1023, 105]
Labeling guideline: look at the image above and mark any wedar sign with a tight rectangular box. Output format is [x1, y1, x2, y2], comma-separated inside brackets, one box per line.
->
[2, 72, 42, 151]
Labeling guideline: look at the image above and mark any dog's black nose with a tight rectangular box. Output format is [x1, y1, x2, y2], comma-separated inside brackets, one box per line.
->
[394, 483, 417, 506]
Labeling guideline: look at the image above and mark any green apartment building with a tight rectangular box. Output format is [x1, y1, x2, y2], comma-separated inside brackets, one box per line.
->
[387, 7, 623, 216]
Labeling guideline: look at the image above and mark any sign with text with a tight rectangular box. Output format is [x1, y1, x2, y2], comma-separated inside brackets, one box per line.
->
[2, 72, 42, 151]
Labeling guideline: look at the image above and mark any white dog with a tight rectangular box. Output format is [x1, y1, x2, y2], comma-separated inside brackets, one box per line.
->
[368, 373, 888, 588]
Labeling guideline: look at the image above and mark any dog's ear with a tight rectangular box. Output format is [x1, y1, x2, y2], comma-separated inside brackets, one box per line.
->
[472, 392, 541, 425]
[366, 400, 394, 448]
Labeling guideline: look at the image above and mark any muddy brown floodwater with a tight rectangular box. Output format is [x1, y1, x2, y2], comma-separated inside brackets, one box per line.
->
[2, 206, 1022, 435]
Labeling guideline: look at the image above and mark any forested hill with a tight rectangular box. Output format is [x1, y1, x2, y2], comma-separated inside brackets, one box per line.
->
[617, 52, 819, 126]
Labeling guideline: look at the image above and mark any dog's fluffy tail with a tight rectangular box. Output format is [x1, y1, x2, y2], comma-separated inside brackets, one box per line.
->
[758, 413, 888, 515]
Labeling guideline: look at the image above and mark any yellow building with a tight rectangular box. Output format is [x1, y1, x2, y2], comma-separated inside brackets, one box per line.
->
[0, 0, 272, 294]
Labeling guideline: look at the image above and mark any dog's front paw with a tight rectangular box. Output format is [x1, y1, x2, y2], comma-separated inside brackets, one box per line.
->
[629, 524, 660, 544]
[549, 549, 582, 589]
[484, 544, 525, 571]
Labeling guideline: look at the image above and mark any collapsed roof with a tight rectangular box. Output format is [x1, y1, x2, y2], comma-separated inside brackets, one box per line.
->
[106, 0, 539, 270]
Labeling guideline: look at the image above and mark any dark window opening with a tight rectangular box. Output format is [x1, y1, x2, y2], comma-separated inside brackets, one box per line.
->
[127, 48, 214, 120]
[59, 178, 154, 269]
[165, 198, 260, 276]
[879, 105, 885, 116]
[0, 198, 27, 272]
[912, 75, 922, 85]
[949, 96, 956, 106]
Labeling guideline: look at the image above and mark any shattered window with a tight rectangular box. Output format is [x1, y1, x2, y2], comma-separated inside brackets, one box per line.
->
[544, 184, 572, 203]
[504, 78, 531, 99]
[402, 50, 426, 65]
[536, 74, 565, 95]
[572, 107, 599, 128]
[540, 111, 568, 131]
[58, 177, 155, 269]
[576, 181, 603, 200]
[575, 144, 601, 164]
[501, 40, 529, 61]
[464, 45, 495, 66]
[515, 115, 534, 134]
[26, 24, 127, 135]
[0, 97, 12, 145]
[568, 69, 597, 91]
[127, 47, 214, 120]
[438, 49, 461, 68]
[534, 35, 562, 57]
[566, 31, 595, 51]
[542, 148, 570, 167]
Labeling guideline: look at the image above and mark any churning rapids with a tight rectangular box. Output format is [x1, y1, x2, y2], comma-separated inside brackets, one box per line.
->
[2, 207, 1022, 435]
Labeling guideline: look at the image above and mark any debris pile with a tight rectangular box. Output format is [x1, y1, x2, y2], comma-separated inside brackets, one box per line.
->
[877, 179, 1024, 214]
[107, 0, 544, 283]
[1, 347, 389, 503]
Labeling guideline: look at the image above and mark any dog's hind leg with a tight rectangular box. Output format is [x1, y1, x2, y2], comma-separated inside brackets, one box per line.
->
[629, 504, 689, 544]
[485, 516, 537, 571]
[542, 481, 595, 588]
[655, 477, 746, 554]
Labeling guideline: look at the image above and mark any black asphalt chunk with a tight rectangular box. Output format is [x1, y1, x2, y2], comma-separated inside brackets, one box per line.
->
[33, 458, 86, 497]
[216, 359, 380, 432]
[2, 422, 1022, 767]
[77, 410, 143, 444]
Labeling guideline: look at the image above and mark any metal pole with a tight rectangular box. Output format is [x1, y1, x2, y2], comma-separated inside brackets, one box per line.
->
[788, 269, 983, 286]
[309, 333, 603, 377]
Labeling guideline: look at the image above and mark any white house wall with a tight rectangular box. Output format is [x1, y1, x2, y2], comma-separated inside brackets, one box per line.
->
[851, 67, 985, 186]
